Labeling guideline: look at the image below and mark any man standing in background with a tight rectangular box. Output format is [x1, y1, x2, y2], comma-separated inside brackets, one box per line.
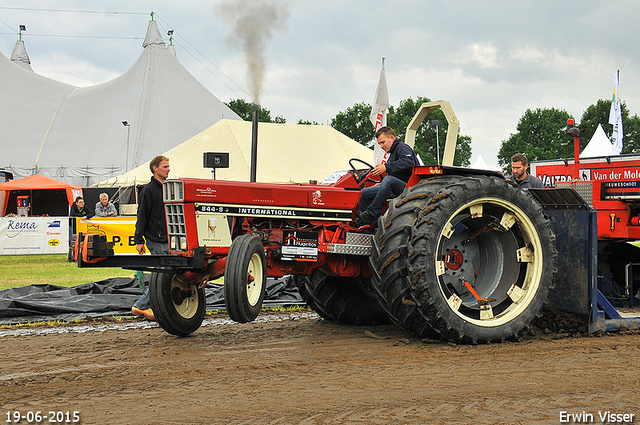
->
[70, 197, 94, 218]
[508, 153, 543, 189]
[95, 193, 117, 217]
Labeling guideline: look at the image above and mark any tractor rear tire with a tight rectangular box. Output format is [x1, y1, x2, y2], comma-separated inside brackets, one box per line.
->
[149, 271, 206, 337]
[370, 175, 557, 344]
[224, 234, 267, 323]
[299, 269, 391, 326]
[293, 275, 332, 321]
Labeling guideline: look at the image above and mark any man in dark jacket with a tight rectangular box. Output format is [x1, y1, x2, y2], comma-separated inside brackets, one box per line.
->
[356, 126, 418, 225]
[131, 155, 170, 320]
[507, 153, 543, 189]
[69, 197, 94, 218]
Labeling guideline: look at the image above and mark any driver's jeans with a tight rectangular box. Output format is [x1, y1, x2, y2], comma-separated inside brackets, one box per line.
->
[359, 175, 407, 218]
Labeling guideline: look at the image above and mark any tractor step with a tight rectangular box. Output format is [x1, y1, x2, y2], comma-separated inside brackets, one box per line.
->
[326, 232, 373, 256]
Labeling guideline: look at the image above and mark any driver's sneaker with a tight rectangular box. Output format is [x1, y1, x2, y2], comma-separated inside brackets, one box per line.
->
[132, 306, 155, 321]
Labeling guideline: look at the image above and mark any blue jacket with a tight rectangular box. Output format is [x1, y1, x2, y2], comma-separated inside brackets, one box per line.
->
[385, 138, 419, 183]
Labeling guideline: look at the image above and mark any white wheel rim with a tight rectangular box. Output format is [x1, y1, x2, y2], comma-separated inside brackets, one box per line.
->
[435, 197, 544, 327]
[170, 274, 199, 318]
[246, 252, 264, 306]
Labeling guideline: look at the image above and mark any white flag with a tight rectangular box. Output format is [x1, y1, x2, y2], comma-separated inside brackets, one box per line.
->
[370, 59, 389, 165]
[609, 70, 623, 155]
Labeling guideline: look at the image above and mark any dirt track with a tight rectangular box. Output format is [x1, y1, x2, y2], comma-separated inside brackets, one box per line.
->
[1, 311, 639, 425]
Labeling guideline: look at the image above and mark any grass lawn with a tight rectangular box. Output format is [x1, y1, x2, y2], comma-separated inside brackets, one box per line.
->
[0, 254, 134, 291]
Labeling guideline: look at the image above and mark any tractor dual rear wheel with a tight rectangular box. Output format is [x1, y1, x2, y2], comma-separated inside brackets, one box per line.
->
[298, 269, 390, 326]
[149, 271, 206, 337]
[370, 176, 557, 344]
[293, 275, 332, 321]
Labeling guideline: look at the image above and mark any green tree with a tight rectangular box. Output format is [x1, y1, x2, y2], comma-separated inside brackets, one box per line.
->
[225, 99, 286, 123]
[579, 99, 640, 154]
[330, 102, 374, 145]
[498, 108, 573, 173]
[331, 97, 472, 167]
[625, 113, 640, 154]
[297, 119, 320, 125]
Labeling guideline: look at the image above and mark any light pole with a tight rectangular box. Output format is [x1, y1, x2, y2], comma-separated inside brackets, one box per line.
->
[430, 120, 440, 165]
[122, 121, 130, 171]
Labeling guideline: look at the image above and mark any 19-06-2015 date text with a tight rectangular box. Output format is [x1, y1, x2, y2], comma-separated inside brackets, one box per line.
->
[5, 411, 80, 423]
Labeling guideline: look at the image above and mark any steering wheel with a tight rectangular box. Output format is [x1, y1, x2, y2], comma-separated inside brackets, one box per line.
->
[349, 158, 380, 186]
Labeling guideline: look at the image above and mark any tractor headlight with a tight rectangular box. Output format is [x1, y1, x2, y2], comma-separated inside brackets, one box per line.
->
[170, 236, 177, 250]
[180, 236, 187, 251]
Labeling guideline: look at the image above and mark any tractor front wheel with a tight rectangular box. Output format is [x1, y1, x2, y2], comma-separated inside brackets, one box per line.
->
[149, 271, 206, 337]
[224, 234, 267, 323]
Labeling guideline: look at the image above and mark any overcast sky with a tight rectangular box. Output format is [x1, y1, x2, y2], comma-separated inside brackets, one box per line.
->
[1, 0, 639, 168]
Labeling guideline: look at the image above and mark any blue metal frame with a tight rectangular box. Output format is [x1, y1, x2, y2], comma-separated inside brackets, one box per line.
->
[534, 188, 640, 333]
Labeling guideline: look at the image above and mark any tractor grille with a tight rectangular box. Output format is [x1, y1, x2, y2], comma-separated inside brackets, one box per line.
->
[164, 180, 184, 202]
[251, 187, 274, 203]
[326, 232, 373, 256]
[166, 204, 187, 251]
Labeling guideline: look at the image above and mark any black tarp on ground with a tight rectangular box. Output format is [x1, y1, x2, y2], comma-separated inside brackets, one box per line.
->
[0, 276, 304, 325]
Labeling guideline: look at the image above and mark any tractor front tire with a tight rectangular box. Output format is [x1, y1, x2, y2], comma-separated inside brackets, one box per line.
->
[149, 271, 206, 337]
[224, 234, 267, 323]
[371, 175, 557, 344]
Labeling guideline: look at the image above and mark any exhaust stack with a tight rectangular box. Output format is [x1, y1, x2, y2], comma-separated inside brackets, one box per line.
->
[250, 105, 259, 182]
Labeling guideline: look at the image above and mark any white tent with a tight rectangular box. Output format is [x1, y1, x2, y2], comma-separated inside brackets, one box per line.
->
[580, 124, 614, 158]
[471, 154, 490, 170]
[97, 120, 374, 187]
[0, 48, 75, 176]
[0, 20, 241, 186]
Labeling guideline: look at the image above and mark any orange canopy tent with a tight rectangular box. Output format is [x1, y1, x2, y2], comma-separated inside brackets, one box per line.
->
[0, 174, 83, 217]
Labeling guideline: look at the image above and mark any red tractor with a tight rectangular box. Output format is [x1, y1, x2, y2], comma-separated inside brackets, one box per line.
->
[78, 101, 558, 343]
